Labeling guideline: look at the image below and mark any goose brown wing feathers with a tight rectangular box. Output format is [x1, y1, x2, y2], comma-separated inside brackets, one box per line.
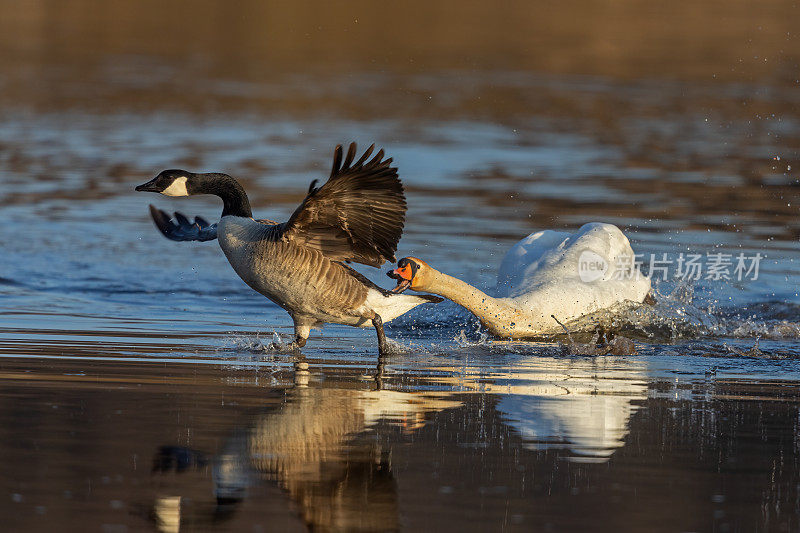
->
[280, 143, 406, 267]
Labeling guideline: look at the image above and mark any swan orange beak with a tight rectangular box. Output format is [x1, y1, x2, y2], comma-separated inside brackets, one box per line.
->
[387, 265, 413, 294]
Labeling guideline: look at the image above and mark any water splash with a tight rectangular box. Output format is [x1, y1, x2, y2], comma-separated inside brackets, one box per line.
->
[225, 332, 299, 355]
[725, 337, 766, 358]
[381, 338, 417, 356]
[555, 279, 800, 342]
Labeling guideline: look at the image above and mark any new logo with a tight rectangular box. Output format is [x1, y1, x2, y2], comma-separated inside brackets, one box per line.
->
[578, 250, 609, 282]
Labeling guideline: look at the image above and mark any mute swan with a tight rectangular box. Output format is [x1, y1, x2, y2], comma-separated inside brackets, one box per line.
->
[136, 143, 441, 355]
[388, 222, 651, 338]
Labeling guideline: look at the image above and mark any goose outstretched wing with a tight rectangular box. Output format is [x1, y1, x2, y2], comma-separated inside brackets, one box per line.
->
[147, 205, 279, 242]
[280, 143, 406, 267]
[147, 204, 219, 242]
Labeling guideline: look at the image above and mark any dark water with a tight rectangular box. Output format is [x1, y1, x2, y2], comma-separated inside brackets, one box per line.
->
[1, 1, 800, 531]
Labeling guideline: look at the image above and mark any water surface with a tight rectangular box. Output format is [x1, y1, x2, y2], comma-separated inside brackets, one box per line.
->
[1, 1, 799, 530]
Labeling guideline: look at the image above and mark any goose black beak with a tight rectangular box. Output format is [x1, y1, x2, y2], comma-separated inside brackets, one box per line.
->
[387, 268, 412, 294]
[135, 179, 160, 193]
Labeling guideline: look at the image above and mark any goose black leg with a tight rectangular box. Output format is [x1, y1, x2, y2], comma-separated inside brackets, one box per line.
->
[373, 313, 389, 356]
[373, 313, 388, 390]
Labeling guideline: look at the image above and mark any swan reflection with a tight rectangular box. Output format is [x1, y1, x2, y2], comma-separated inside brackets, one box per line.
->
[424, 353, 648, 460]
[493, 371, 647, 460]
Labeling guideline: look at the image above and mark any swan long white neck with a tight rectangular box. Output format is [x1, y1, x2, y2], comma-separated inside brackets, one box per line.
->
[426, 269, 532, 338]
[415, 223, 653, 338]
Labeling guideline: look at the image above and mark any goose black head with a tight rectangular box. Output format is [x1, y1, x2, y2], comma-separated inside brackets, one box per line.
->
[136, 169, 253, 218]
[135, 170, 195, 196]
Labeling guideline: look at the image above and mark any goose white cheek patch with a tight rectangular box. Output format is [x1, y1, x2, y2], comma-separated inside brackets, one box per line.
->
[161, 176, 189, 197]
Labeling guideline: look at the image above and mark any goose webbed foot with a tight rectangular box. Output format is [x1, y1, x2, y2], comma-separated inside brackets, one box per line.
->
[278, 321, 310, 353]
[265, 337, 303, 352]
[268, 341, 302, 352]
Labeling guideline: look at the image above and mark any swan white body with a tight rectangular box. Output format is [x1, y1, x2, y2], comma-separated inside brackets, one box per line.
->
[492, 222, 651, 334]
[488, 222, 650, 333]
[397, 222, 650, 338]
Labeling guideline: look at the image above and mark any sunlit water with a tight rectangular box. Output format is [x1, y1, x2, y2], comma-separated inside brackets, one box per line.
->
[1, 1, 800, 530]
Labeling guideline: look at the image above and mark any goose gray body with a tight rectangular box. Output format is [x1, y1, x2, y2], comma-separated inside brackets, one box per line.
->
[217, 215, 427, 329]
[136, 143, 440, 354]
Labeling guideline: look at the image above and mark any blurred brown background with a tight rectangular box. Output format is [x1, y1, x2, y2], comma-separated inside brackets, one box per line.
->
[0, 0, 797, 113]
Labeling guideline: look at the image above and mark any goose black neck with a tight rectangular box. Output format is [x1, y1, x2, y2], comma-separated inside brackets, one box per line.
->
[193, 173, 253, 218]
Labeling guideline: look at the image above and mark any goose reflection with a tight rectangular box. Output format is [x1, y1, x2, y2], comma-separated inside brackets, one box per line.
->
[150, 365, 461, 532]
[150, 354, 647, 530]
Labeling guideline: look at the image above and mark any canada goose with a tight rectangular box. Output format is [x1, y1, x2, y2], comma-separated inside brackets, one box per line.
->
[388, 223, 652, 338]
[136, 143, 441, 355]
